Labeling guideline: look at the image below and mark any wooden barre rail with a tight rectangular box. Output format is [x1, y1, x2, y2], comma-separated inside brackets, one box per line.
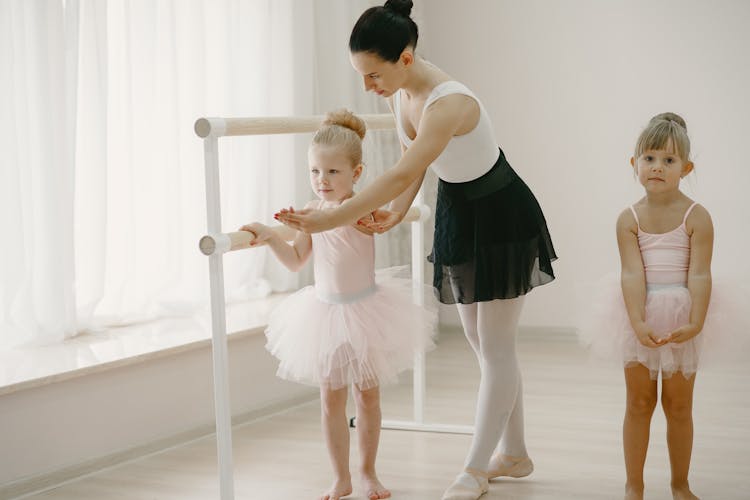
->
[199, 205, 431, 256]
[195, 114, 395, 138]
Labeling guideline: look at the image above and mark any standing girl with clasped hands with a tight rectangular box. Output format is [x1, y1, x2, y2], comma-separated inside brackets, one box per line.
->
[580, 112, 722, 500]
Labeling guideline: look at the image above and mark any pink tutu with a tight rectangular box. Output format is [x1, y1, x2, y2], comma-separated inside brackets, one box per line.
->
[577, 274, 747, 379]
[265, 271, 437, 390]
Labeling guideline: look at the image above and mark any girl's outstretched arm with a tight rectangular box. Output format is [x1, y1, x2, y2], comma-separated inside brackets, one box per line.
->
[617, 209, 664, 347]
[277, 94, 473, 233]
[239, 202, 316, 272]
[668, 205, 714, 343]
[239, 222, 312, 272]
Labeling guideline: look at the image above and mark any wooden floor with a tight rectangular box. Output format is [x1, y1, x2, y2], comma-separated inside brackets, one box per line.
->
[22, 329, 749, 500]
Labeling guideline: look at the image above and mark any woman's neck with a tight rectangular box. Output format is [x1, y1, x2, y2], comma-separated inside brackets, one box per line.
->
[402, 57, 450, 100]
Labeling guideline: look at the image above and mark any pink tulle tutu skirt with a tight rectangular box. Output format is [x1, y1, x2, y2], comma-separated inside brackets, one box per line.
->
[577, 275, 746, 379]
[265, 276, 437, 390]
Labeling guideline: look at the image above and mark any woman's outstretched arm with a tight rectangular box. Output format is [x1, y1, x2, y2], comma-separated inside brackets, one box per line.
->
[277, 95, 471, 233]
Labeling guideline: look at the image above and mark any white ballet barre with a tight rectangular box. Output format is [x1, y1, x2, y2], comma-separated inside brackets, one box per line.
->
[194, 114, 397, 139]
[198, 226, 298, 256]
[196, 113, 469, 500]
[378, 186, 472, 436]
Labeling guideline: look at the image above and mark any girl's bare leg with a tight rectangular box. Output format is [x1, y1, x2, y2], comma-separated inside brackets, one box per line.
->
[623, 364, 658, 500]
[662, 371, 699, 500]
[353, 385, 390, 499]
[320, 385, 352, 500]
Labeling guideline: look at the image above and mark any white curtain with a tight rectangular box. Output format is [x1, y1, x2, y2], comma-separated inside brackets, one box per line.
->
[1, 0, 77, 346]
[74, 0, 309, 331]
[0, 0, 403, 347]
[1, 0, 308, 346]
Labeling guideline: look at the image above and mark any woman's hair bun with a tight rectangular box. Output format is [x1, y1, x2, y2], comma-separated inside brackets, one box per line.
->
[384, 0, 413, 18]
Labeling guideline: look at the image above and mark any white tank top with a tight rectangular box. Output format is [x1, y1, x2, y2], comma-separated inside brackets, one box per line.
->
[393, 81, 500, 183]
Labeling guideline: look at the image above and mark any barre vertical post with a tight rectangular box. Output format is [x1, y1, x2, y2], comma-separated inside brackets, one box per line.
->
[203, 136, 235, 500]
[411, 189, 426, 423]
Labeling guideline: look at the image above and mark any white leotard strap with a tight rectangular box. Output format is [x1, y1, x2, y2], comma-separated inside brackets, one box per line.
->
[682, 202, 698, 225]
[629, 205, 640, 228]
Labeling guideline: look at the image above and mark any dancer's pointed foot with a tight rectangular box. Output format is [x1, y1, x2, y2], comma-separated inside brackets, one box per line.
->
[361, 472, 391, 499]
[318, 477, 353, 500]
[441, 469, 489, 500]
[671, 483, 699, 500]
[487, 453, 534, 479]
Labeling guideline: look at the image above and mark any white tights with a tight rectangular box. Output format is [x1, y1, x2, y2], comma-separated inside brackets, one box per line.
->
[457, 296, 528, 471]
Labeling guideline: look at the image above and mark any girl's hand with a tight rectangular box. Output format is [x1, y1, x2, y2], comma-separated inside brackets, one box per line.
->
[633, 322, 667, 348]
[275, 207, 335, 234]
[356, 209, 402, 234]
[665, 324, 702, 344]
[238, 222, 273, 246]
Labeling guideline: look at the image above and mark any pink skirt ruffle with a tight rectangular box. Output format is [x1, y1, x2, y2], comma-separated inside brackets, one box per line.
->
[577, 275, 746, 379]
[265, 274, 437, 390]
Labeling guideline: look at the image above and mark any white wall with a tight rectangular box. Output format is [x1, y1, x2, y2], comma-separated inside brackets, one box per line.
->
[0, 333, 314, 493]
[421, 0, 750, 328]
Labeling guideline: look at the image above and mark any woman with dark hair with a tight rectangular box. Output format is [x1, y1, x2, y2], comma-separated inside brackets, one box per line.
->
[277, 2, 557, 498]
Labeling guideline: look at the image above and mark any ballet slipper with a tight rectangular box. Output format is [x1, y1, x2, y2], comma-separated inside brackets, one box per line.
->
[441, 468, 490, 500]
[487, 453, 534, 479]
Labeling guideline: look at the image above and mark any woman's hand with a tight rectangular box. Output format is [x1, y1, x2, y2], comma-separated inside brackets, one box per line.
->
[665, 324, 702, 344]
[274, 206, 337, 234]
[633, 321, 667, 348]
[238, 222, 273, 246]
[356, 209, 402, 234]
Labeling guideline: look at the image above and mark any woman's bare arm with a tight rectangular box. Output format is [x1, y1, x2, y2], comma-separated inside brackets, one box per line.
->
[277, 95, 472, 233]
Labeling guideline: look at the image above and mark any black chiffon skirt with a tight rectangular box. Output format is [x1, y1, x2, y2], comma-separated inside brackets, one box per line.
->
[428, 148, 557, 304]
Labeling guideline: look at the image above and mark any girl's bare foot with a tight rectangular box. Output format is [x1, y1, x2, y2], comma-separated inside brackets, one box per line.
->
[624, 484, 644, 500]
[319, 477, 353, 500]
[672, 484, 699, 500]
[361, 473, 391, 499]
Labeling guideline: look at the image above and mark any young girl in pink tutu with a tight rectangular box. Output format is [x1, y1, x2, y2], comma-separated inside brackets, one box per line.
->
[584, 112, 717, 500]
[240, 109, 435, 500]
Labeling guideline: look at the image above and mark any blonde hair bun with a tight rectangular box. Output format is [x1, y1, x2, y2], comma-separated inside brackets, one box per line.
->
[323, 109, 367, 140]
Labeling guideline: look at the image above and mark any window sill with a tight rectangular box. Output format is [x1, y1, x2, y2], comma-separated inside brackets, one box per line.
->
[0, 294, 290, 397]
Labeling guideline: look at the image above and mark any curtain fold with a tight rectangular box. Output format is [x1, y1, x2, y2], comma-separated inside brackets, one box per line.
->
[1, 0, 77, 346]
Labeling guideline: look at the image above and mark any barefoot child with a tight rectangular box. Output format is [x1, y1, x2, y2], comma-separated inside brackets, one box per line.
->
[584, 113, 717, 500]
[241, 109, 435, 500]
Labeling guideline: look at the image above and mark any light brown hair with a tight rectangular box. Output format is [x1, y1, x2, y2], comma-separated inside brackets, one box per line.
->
[634, 112, 691, 163]
[311, 109, 367, 167]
